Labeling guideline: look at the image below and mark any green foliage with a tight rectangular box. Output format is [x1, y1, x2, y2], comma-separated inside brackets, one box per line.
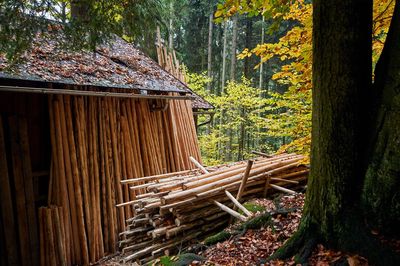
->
[0, 0, 164, 60]
[186, 71, 274, 165]
[153, 254, 205, 266]
[243, 202, 266, 213]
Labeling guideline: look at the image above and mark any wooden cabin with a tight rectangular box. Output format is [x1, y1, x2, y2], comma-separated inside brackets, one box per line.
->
[0, 30, 211, 265]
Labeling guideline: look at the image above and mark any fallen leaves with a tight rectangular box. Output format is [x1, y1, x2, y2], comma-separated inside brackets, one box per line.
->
[198, 194, 372, 266]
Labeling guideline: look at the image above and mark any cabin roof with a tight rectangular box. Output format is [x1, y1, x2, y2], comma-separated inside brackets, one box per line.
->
[0, 28, 213, 110]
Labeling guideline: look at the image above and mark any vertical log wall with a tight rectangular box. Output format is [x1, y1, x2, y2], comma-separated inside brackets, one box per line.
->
[45, 94, 201, 265]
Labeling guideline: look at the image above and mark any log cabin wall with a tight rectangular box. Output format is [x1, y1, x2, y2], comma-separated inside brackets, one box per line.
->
[0, 91, 202, 265]
[0, 92, 50, 266]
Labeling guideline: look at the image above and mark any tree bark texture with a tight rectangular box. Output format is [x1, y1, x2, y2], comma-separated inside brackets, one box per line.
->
[272, 1, 400, 264]
[70, 0, 90, 22]
[307, 0, 372, 237]
[230, 15, 238, 81]
[207, 10, 213, 92]
[362, 0, 400, 235]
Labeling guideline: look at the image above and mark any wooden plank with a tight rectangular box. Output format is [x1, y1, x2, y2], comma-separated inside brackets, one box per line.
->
[8, 115, 32, 266]
[235, 160, 254, 203]
[17, 116, 39, 265]
[0, 115, 19, 266]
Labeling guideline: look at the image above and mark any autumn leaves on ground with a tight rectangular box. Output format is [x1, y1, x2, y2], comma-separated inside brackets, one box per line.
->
[149, 193, 398, 266]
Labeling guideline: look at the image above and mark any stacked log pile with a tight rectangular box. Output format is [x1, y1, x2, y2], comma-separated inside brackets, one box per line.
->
[118, 153, 309, 264]
[44, 94, 201, 265]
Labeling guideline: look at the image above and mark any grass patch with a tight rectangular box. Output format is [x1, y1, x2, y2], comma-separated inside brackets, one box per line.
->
[242, 202, 266, 213]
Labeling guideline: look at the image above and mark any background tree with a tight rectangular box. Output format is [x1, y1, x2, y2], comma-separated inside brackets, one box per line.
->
[0, 0, 164, 59]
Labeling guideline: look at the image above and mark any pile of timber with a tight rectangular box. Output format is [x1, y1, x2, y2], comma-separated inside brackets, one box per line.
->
[118, 153, 309, 264]
[44, 94, 201, 265]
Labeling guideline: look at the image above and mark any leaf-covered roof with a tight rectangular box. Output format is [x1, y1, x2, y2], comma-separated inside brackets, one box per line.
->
[0, 28, 213, 109]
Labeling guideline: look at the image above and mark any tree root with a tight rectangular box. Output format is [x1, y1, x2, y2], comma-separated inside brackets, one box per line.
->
[204, 208, 299, 246]
[268, 217, 318, 264]
[269, 214, 400, 266]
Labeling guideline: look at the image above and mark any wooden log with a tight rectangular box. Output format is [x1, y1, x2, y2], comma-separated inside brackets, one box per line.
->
[270, 177, 299, 184]
[8, 116, 33, 266]
[0, 115, 19, 266]
[121, 169, 195, 184]
[45, 208, 57, 266]
[269, 184, 297, 194]
[163, 157, 302, 204]
[109, 105, 126, 233]
[183, 154, 300, 189]
[122, 239, 154, 254]
[251, 150, 273, 158]
[225, 190, 252, 217]
[39, 208, 45, 266]
[189, 156, 209, 174]
[87, 97, 98, 260]
[235, 160, 253, 203]
[16, 116, 40, 265]
[90, 97, 104, 259]
[58, 97, 85, 264]
[66, 96, 90, 264]
[52, 206, 67, 266]
[99, 98, 110, 253]
[49, 97, 72, 264]
[214, 201, 247, 222]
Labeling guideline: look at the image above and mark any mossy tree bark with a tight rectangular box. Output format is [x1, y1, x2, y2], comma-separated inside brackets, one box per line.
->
[362, 1, 400, 236]
[305, 0, 373, 247]
[272, 0, 400, 264]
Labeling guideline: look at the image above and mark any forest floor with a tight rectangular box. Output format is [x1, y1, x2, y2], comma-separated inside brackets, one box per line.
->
[100, 193, 400, 265]
[192, 194, 370, 266]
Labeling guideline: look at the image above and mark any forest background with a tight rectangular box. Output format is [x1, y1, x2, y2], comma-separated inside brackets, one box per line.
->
[0, 0, 394, 165]
[165, 0, 393, 166]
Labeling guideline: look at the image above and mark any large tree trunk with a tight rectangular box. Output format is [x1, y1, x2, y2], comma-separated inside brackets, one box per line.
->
[306, 0, 372, 239]
[362, 0, 400, 236]
[272, 0, 400, 264]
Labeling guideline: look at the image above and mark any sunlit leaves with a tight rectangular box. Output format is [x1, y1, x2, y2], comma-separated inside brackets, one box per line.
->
[229, 0, 393, 161]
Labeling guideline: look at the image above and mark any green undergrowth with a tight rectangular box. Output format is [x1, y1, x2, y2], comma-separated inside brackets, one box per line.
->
[203, 211, 275, 246]
[153, 253, 205, 266]
[242, 202, 266, 213]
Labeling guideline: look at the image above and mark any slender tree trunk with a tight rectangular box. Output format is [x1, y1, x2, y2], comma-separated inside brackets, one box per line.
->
[238, 107, 245, 161]
[230, 15, 238, 81]
[221, 22, 228, 92]
[61, 2, 67, 24]
[226, 16, 238, 161]
[207, 10, 213, 92]
[255, 15, 265, 149]
[169, 1, 174, 49]
[218, 22, 228, 160]
[70, 0, 89, 21]
[259, 16, 265, 89]
[244, 19, 253, 79]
